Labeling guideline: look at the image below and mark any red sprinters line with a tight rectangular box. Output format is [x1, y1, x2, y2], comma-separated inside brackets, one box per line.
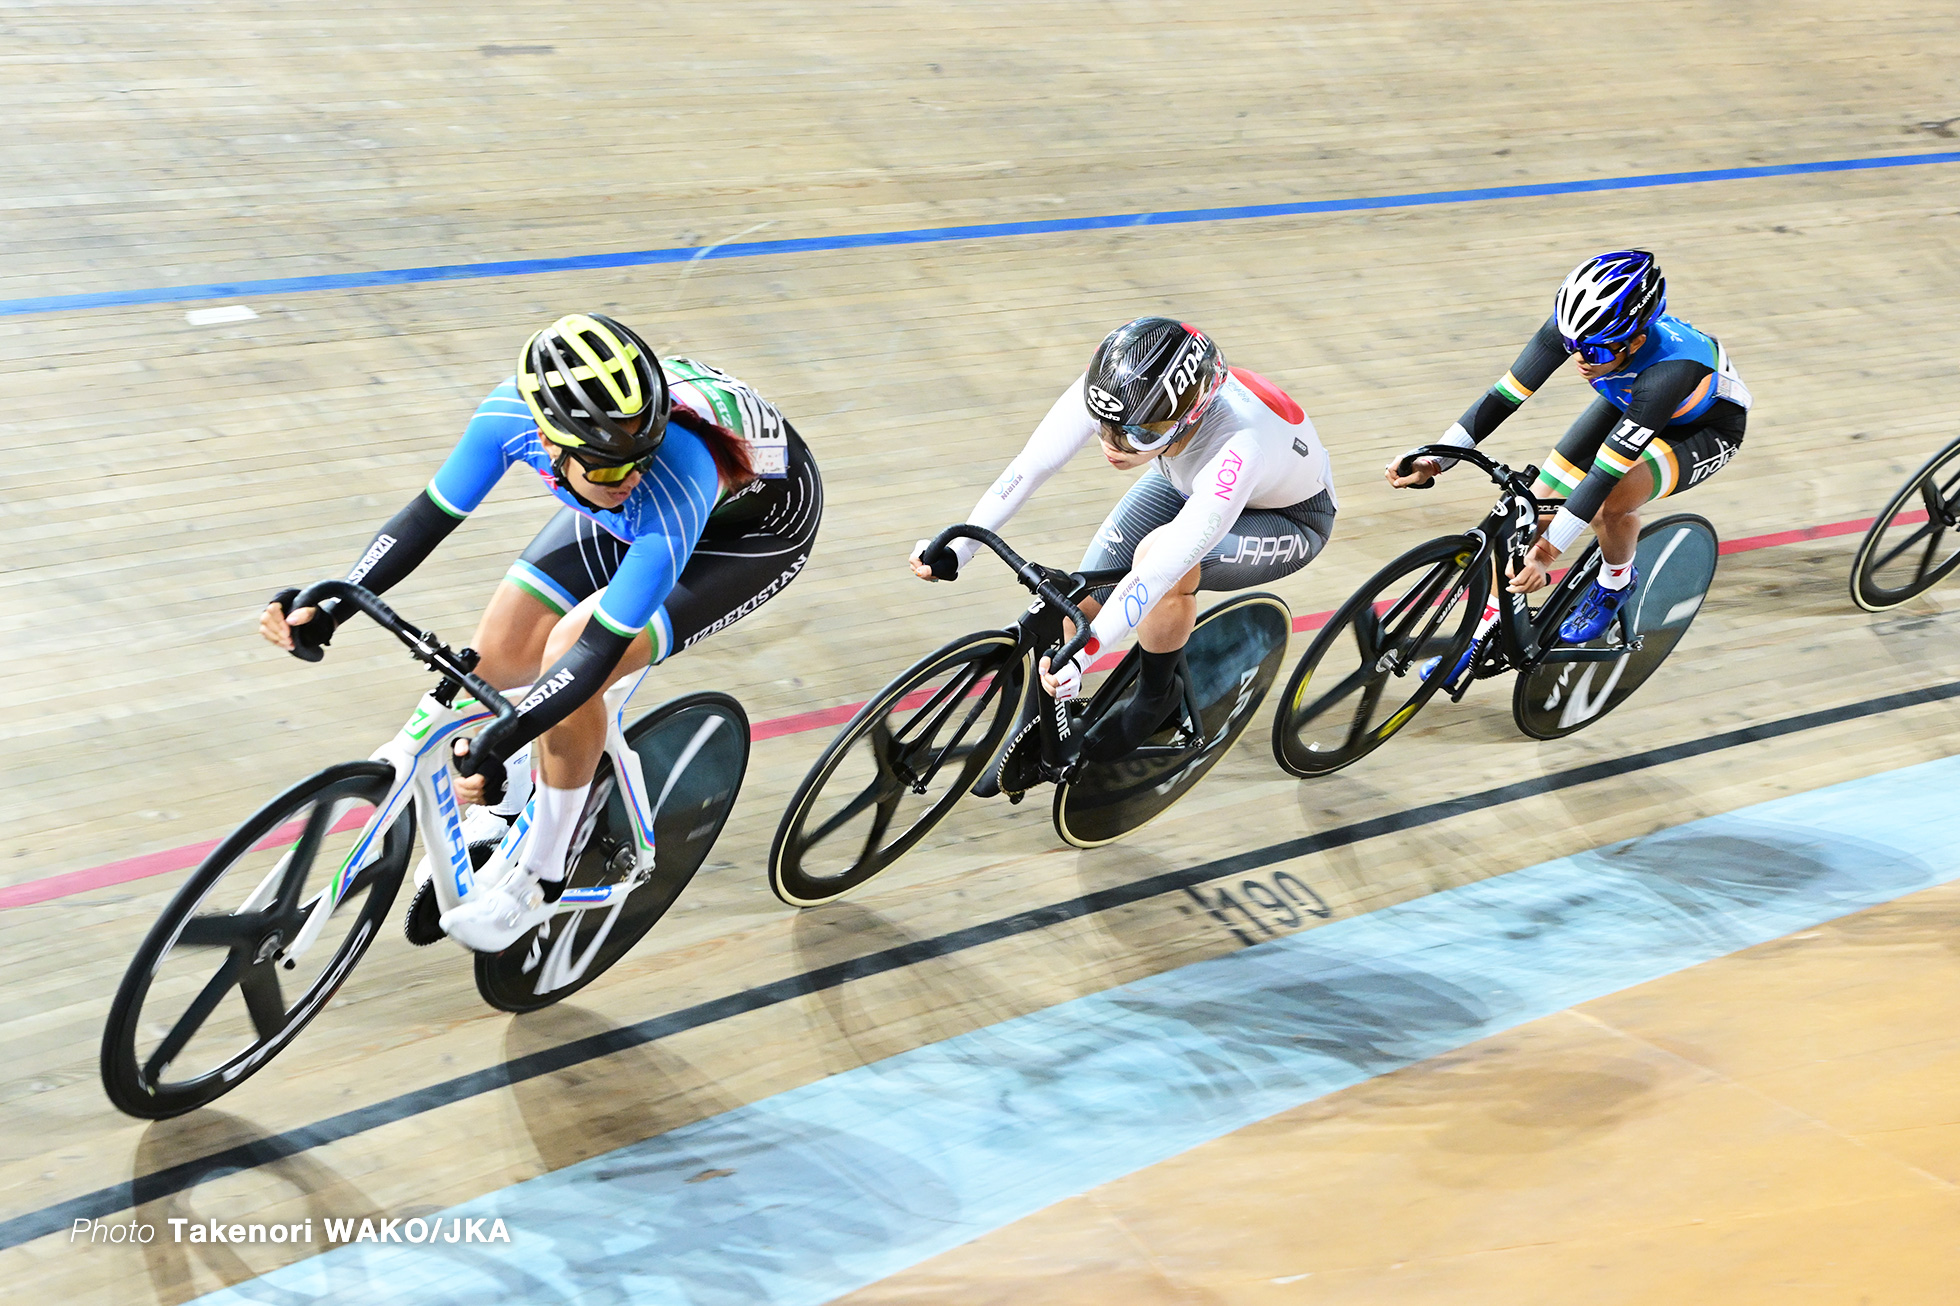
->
[0, 507, 1917, 909]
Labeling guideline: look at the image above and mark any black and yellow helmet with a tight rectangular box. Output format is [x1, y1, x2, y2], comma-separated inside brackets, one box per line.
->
[518, 313, 670, 461]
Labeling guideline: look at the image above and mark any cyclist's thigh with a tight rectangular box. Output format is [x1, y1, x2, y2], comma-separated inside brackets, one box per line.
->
[1194, 490, 1336, 592]
[475, 507, 632, 685]
[657, 433, 823, 662]
[1644, 409, 1747, 502]
[509, 506, 633, 616]
[1078, 466, 1186, 573]
[545, 589, 657, 684]
[1534, 396, 1622, 498]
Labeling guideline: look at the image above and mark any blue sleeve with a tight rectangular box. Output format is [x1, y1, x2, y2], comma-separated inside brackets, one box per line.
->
[426, 382, 530, 517]
[591, 435, 720, 636]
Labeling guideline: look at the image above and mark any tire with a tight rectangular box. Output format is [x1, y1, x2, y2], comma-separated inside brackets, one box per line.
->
[1054, 592, 1292, 848]
[769, 631, 1026, 907]
[474, 691, 750, 1012]
[1271, 534, 1487, 777]
[100, 760, 412, 1119]
[1513, 513, 1719, 740]
[1850, 436, 1960, 612]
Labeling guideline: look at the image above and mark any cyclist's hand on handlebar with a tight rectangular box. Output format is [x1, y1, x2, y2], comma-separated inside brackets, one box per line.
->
[1040, 646, 1093, 702]
[450, 736, 507, 807]
[909, 538, 959, 582]
[264, 588, 334, 660]
[1384, 452, 1443, 489]
[1508, 537, 1558, 594]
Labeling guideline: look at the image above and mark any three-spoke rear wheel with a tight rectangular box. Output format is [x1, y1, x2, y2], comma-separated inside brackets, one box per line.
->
[1271, 535, 1486, 777]
[769, 631, 1026, 906]
[100, 761, 412, 1119]
[1850, 435, 1960, 612]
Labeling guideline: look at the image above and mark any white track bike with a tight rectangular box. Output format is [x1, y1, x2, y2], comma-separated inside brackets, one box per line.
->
[101, 581, 748, 1119]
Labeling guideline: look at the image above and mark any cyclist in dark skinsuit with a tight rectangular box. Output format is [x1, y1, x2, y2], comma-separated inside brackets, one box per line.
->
[1389, 250, 1750, 642]
[260, 314, 821, 950]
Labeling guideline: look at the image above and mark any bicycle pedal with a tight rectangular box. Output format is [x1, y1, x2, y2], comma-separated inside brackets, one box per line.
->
[403, 879, 443, 947]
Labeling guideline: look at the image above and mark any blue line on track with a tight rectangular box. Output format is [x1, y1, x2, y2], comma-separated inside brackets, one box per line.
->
[8, 150, 1960, 318]
[188, 753, 1960, 1306]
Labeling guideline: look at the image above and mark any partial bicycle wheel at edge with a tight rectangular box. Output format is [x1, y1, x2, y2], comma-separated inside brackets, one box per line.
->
[770, 630, 1026, 907]
[1054, 592, 1291, 848]
[1513, 513, 1718, 740]
[101, 760, 412, 1119]
[1849, 435, 1960, 612]
[475, 691, 750, 1012]
[1271, 534, 1486, 777]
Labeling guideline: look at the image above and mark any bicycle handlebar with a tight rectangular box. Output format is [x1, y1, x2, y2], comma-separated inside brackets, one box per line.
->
[1395, 443, 1516, 486]
[290, 580, 520, 729]
[923, 523, 1097, 669]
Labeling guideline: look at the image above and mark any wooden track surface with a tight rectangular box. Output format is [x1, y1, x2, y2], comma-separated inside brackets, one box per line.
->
[4, 1, 1960, 1300]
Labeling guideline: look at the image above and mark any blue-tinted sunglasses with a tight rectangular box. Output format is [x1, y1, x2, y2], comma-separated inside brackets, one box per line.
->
[1569, 339, 1629, 366]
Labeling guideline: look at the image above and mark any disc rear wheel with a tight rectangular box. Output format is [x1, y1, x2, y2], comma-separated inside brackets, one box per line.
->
[474, 692, 750, 1012]
[1054, 593, 1291, 847]
[1513, 514, 1718, 740]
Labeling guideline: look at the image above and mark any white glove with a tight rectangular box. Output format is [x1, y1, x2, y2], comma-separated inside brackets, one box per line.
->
[1041, 644, 1095, 703]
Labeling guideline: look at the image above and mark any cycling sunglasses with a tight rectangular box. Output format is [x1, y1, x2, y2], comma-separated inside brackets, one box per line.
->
[1569, 339, 1630, 367]
[1098, 419, 1179, 454]
[563, 446, 656, 485]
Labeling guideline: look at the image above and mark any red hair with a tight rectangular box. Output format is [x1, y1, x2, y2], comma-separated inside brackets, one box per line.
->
[669, 401, 755, 491]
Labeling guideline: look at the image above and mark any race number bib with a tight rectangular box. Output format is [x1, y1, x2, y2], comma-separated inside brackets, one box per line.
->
[665, 357, 790, 478]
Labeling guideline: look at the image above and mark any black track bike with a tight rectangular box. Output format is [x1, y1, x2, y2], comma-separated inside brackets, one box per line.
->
[769, 524, 1292, 906]
[1849, 434, 1960, 611]
[1272, 445, 1719, 776]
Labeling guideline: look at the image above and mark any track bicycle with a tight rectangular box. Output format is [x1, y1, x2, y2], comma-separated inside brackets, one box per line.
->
[1272, 444, 1719, 775]
[768, 524, 1292, 906]
[100, 580, 748, 1119]
[1849, 433, 1960, 611]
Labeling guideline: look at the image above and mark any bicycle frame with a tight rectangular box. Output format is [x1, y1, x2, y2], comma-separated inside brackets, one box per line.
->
[1399, 444, 1640, 697]
[918, 524, 1212, 790]
[269, 582, 665, 968]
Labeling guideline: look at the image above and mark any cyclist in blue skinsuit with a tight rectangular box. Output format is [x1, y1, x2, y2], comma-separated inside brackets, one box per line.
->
[1389, 250, 1751, 640]
[260, 314, 821, 950]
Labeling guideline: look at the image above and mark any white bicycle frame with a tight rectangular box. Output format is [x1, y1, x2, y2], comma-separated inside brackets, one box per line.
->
[270, 668, 662, 971]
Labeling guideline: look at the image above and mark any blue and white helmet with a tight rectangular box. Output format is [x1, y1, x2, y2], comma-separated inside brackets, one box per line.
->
[1553, 250, 1666, 358]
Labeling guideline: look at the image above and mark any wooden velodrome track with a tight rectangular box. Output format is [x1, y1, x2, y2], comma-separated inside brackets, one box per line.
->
[5, 1, 1960, 1300]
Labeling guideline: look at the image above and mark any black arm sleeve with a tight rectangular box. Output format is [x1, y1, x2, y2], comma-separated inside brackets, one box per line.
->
[323, 489, 463, 626]
[1456, 316, 1571, 443]
[484, 619, 636, 761]
[1563, 359, 1715, 524]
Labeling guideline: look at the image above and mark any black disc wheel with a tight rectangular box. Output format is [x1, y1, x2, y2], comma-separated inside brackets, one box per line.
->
[1054, 592, 1292, 848]
[1850, 436, 1960, 612]
[1271, 534, 1487, 777]
[100, 761, 412, 1119]
[1513, 513, 1719, 740]
[474, 691, 750, 1013]
[770, 631, 1026, 907]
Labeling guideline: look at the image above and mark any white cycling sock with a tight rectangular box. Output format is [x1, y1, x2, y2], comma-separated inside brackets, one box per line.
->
[1597, 556, 1635, 591]
[488, 735, 534, 819]
[518, 779, 591, 884]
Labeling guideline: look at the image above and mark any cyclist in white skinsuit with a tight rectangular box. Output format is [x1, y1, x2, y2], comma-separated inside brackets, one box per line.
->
[913, 317, 1336, 787]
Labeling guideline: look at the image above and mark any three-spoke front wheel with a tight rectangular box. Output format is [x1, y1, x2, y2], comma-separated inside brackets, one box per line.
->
[769, 631, 1026, 907]
[1850, 435, 1960, 612]
[100, 761, 412, 1119]
[1271, 534, 1487, 777]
